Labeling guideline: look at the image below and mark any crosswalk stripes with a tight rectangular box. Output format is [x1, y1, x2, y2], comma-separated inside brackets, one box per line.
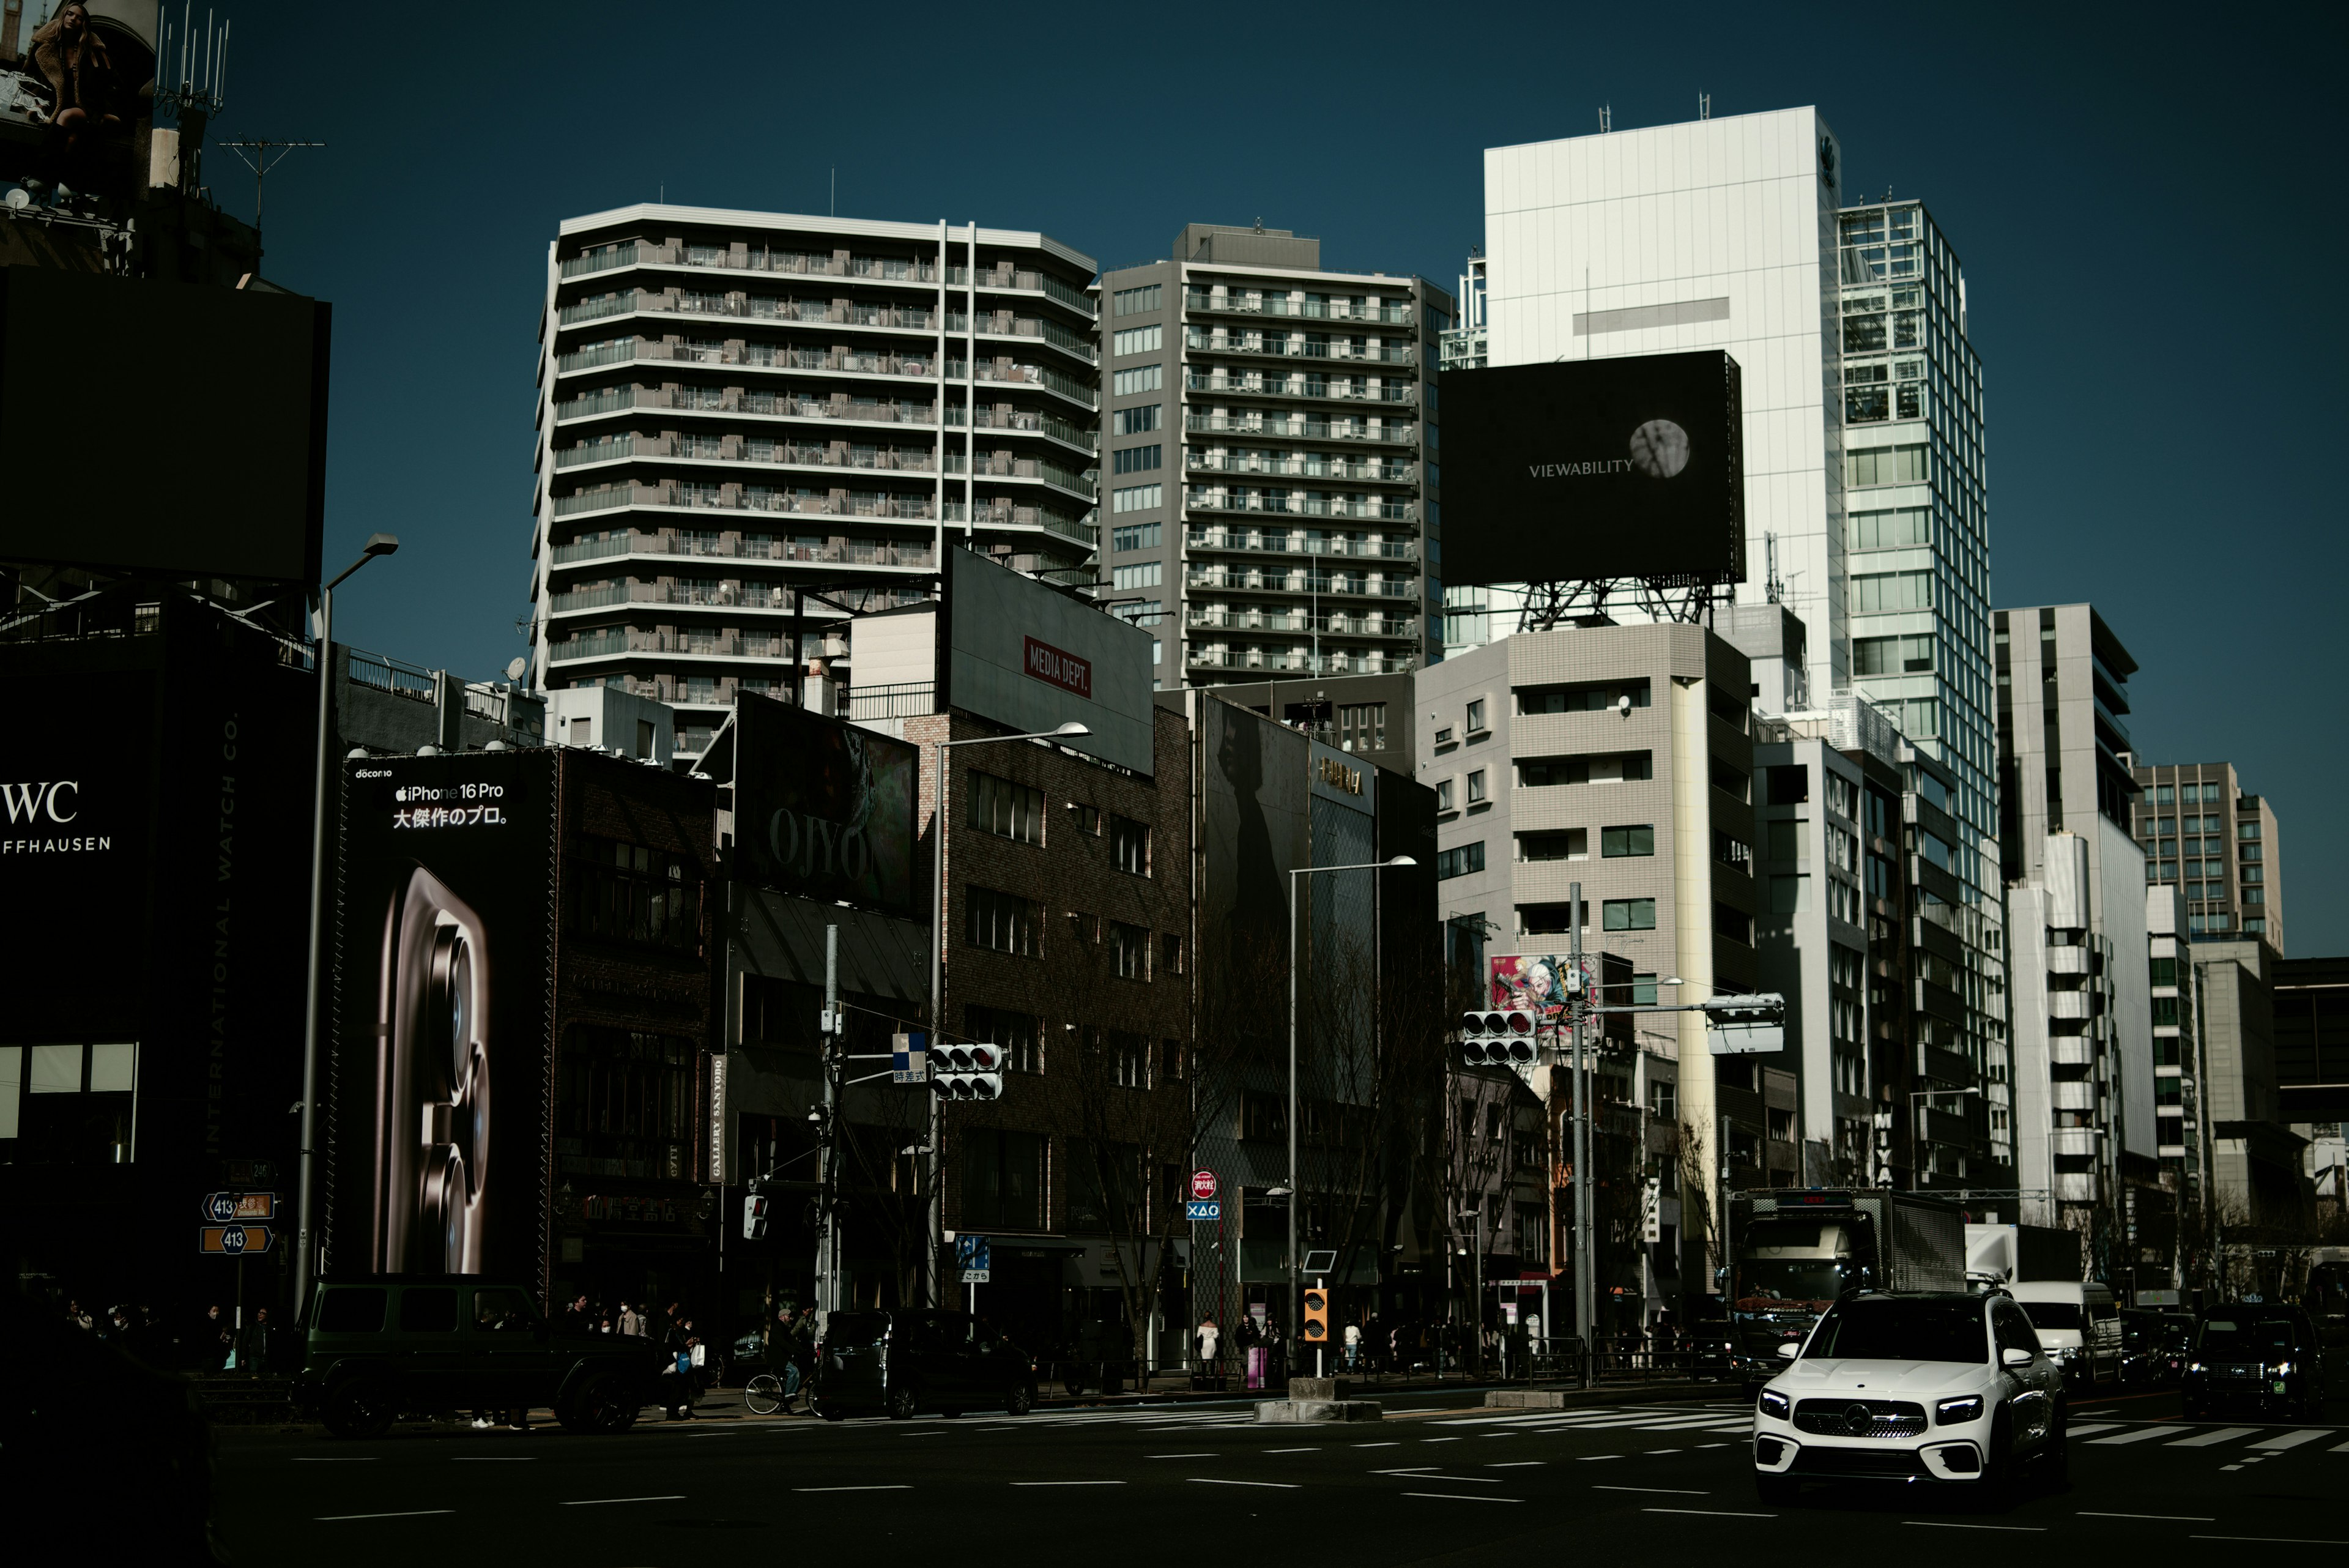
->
[2168, 1427, 2259, 1447]
[2062, 1423, 2123, 1437]
[2088, 1425, 2190, 1446]
[2249, 1430, 2331, 1451]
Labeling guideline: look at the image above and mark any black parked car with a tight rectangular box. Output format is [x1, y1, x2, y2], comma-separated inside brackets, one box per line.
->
[2121, 1309, 2195, 1387]
[810, 1308, 1037, 1421]
[293, 1277, 655, 1437]
[2181, 1305, 2326, 1420]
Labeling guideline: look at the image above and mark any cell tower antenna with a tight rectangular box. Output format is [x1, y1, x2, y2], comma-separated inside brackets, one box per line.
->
[1598, 104, 1612, 133]
[1699, 92, 1711, 120]
[1764, 531, 1785, 604]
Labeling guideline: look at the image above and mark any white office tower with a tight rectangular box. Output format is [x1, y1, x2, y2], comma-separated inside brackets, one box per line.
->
[1470, 108, 1994, 864]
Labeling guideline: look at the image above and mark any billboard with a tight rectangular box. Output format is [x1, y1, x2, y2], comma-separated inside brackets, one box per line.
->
[0, 268, 330, 583]
[331, 751, 557, 1280]
[1490, 951, 1635, 1044]
[941, 548, 1156, 775]
[732, 692, 916, 918]
[1438, 351, 1744, 587]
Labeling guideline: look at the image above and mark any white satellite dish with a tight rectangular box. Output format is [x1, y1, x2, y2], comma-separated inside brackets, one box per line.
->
[505, 656, 527, 682]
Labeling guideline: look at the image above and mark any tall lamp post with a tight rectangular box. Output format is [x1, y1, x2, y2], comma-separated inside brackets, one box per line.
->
[294, 532, 399, 1313]
[927, 719, 1091, 1305]
[1285, 854, 1416, 1374]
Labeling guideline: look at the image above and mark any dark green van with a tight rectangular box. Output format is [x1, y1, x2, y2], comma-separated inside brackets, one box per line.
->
[294, 1277, 654, 1438]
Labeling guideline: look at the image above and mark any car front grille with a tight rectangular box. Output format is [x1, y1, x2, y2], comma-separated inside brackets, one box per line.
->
[1793, 1398, 1929, 1438]
[1796, 1445, 1926, 1477]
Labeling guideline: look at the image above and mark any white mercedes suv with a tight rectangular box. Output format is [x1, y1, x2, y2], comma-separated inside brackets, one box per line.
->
[1752, 1291, 2065, 1506]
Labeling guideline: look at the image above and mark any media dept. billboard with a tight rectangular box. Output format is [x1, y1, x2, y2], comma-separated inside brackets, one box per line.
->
[733, 693, 917, 917]
[942, 549, 1156, 775]
[1439, 350, 1745, 587]
[331, 751, 556, 1280]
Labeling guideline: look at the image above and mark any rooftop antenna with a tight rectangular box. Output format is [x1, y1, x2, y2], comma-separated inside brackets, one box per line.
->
[1598, 104, 1612, 133]
[1699, 92, 1711, 120]
[154, 5, 230, 195]
[218, 137, 326, 250]
[1764, 531, 1786, 604]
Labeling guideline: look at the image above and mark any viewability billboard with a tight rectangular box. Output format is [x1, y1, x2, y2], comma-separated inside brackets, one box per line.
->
[331, 751, 555, 1280]
[733, 692, 916, 918]
[0, 268, 330, 583]
[942, 548, 1156, 775]
[1438, 351, 1744, 587]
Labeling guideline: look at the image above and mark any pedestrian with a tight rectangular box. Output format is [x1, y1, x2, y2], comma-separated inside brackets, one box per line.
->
[236, 1306, 278, 1377]
[618, 1300, 644, 1338]
[561, 1294, 590, 1334]
[200, 1304, 232, 1370]
[1343, 1319, 1362, 1373]
[1195, 1316, 1220, 1377]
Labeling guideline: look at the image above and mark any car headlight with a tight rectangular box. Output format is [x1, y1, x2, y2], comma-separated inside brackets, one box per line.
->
[2272, 1362, 2294, 1375]
[1758, 1390, 1790, 1419]
[2188, 1362, 2204, 1373]
[1935, 1396, 1983, 1425]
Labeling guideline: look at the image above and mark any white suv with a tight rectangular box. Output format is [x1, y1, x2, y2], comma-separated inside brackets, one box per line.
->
[1752, 1291, 2065, 1506]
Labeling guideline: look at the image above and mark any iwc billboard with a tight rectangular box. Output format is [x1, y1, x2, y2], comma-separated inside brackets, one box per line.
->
[1438, 350, 1745, 587]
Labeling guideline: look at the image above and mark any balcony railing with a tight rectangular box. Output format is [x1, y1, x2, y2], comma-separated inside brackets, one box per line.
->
[548, 556, 935, 611]
[1185, 648, 1419, 675]
[554, 433, 943, 474]
[1184, 333, 1416, 366]
[1186, 374, 1416, 406]
[941, 502, 1098, 549]
[1183, 292, 1413, 325]
[1185, 568, 1417, 598]
[1186, 492, 1416, 522]
[560, 244, 1096, 316]
[846, 681, 937, 721]
[1184, 414, 1417, 446]
[1184, 529, 1417, 560]
[969, 404, 1098, 450]
[1184, 453, 1415, 483]
[554, 480, 940, 522]
[1184, 608, 1419, 639]
[944, 453, 1096, 499]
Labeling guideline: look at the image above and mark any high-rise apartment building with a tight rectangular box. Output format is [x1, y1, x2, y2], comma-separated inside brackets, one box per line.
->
[530, 207, 1102, 759]
[2128, 760, 2284, 950]
[1469, 110, 1996, 868]
[1094, 225, 1448, 688]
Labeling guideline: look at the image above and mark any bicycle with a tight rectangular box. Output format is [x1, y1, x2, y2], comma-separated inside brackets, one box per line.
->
[743, 1362, 801, 1416]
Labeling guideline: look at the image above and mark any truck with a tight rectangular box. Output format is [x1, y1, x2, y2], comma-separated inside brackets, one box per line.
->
[1963, 1222, 2082, 1290]
[1723, 1189, 1967, 1391]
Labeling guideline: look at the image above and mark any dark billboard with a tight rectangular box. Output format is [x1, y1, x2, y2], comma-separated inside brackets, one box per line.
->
[732, 693, 916, 919]
[1438, 350, 1744, 587]
[330, 751, 557, 1282]
[0, 267, 329, 584]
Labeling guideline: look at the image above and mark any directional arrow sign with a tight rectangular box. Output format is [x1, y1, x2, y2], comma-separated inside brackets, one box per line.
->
[201, 1192, 276, 1222]
[200, 1225, 275, 1255]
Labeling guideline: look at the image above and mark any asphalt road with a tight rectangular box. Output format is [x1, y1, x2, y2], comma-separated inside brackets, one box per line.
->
[215, 1383, 2349, 1565]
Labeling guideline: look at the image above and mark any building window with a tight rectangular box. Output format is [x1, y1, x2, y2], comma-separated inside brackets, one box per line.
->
[964, 1004, 1044, 1074]
[1710, 759, 1750, 802]
[1436, 779, 1455, 812]
[1852, 570, 1932, 612]
[1160, 932, 1184, 976]
[968, 770, 1043, 844]
[1715, 903, 1753, 945]
[1158, 1037, 1186, 1082]
[1241, 1090, 1286, 1142]
[1113, 404, 1162, 435]
[568, 839, 703, 952]
[1436, 842, 1486, 880]
[1111, 814, 1151, 875]
[1108, 920, 1151, 980]
[1112, 363, 1163, 396]
[1850, 507, 1929, 550]
[1112, 444, 1162, 475]
[1854, 634, 1935, 675]
[1516, 677, 1650, 714]
[2242, 887, 2265, 905]
[2238, 820, 2260, 840]
[1070, 803, 1100, 836]
[1518, 751, 1651, 787]
[1713, 829, 1753, 871]
[1602, 898, 1657, 932]
[1335, 702, 1385, 752]
[1113, 284, 1162, 316]
[959, 1127, 1045, 1229]
[1518, 829, 1586, 861]
[1466, 770, 1487, 803]
[558, 1027, 696, 1180]
[1765, 764, 1810, 805]
[1649, 1079, 1676, 1121]
[1111, 483, 1162, 513]
[1111, 561, 1162, 591]
[1465, 698, 1487, 734]
[1520, 902, 1585, 935]
[1112, 325, 1163, 357]
[1601, 825, 1655, 858]
[2, 1041, 139, 1164]
[966, 886, 1041, 957]
[1848, 443, 1927, 486]
[1111, 521, 1162, 551]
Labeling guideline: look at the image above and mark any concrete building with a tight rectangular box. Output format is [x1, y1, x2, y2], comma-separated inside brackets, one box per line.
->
[2273, 956, 2349, 1128]
[2192, 938, 2307, 1229]
[1464, 107, 1997, 873]
[2129, 760, 2284, 950]
[1417, 620, 1759, 1313]
[2145, 886, 2208, 1203]
[530, 207, 1102, 762]
[336, 645, 547, 756]
[1199, 670, 1418, 776]
[1094, 226, 1449, 687]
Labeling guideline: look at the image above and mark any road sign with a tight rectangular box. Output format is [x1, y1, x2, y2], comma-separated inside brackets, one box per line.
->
[199, 1224, 274, 1255]
[222, 1159, 277, 1185]
[200, 1191, 276, 1222]
[891, 1030, 929, 1084]
[1189, 1169, 1219, 1202]
[956, 1233, 991, 1284]
[1186, 1200, 1221, 1222]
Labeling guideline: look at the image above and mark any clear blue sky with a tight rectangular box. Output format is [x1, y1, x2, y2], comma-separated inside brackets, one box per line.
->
[214, 1, 2347, 951]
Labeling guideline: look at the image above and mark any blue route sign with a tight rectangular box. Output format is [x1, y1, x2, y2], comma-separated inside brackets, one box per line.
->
[1186, 1200, 1221, 1222]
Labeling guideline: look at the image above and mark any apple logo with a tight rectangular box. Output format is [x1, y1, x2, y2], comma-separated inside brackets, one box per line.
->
[1628, 419, 1690, 479]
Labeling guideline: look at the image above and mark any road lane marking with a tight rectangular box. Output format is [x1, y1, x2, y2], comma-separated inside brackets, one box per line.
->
[1352, 1441, 1400, 1448]
[1907, 1522, 2046, 1533]
[1486, 1462, 1545, 1468]
[2168, 1427, 2257, 1447]
[2089, 1425, 2190, 1445]
[1419, 1436, 1462, 1443]
[451, 1457, 536, 1462]
[1596, 1485, 1707, 1495]
[2079, 1512, 2215, 1522]
[294, 1457, 379, 1462]
[1146, 1453, 1215, 1459]
[316, 1510, 454, 1522]
[1643, 1507, 1773, 1518]
[1576, 1454, 1624, 1462]
[2191, 1535, 2349, 1546]
[1372, 1471, 1501, 1484]
[1189, 1478, 1297, 1488]
[562, 1496, 687, 1506]
[793, 1485, 911, 1493]
[1261, 1447, 1321, 1454]
[1403, 1493, 1521, 1503]
[1694, 1443, 1732, 1449]
[2252, 1430, 2331, 1451]
[1013, 1481, 1124, 1486]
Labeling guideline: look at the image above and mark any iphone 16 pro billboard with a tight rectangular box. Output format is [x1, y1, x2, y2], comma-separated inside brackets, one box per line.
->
[333, 751, 555, 1279]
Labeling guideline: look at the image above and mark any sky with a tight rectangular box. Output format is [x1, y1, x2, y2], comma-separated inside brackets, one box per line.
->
[195, 1, 2348, 949]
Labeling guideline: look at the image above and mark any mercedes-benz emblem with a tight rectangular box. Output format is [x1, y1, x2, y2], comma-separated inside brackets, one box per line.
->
[1844, 1402, 1871, 1429]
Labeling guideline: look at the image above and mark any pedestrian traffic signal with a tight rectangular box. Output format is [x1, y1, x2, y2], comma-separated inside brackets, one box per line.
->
[743, 1194, 769, 1241]
[1302, 1287, 1330, 1345]
[1460, 1009, 1538, 1066]
[930, 1043, 1004, 1101]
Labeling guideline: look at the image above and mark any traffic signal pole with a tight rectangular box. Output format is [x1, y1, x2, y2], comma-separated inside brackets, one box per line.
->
[1569, 882, 1592, 1388]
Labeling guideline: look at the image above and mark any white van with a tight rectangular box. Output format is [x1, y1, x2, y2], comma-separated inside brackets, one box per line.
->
[2011, 1280, 2121, 1388]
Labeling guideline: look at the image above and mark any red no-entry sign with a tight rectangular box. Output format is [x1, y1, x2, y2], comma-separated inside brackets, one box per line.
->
[1190, 1170, 1219, 1202]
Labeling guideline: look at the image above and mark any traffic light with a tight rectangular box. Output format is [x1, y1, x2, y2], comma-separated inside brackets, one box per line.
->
[743, 1194, 769, 1241]
[1460, 1009, 1538, 1066]
[1301, 1285, 1331, 1347]
[1701, 993, 1787, 1056]
[930, 1043, 1004, 1101]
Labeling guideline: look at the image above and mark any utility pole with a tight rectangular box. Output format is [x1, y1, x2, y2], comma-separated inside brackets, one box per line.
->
[1568, 881, 1592, 1388]
[815, 924, 841, 1317]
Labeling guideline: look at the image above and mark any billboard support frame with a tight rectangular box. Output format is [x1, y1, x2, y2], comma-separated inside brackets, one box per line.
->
[1512, 576, 1723, 636]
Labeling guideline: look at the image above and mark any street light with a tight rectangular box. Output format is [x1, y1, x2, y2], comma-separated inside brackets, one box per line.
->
[926, 719, 1089, 1304]
[1286, 853, 1415, 1376]
[294, 532, 399, 1313]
